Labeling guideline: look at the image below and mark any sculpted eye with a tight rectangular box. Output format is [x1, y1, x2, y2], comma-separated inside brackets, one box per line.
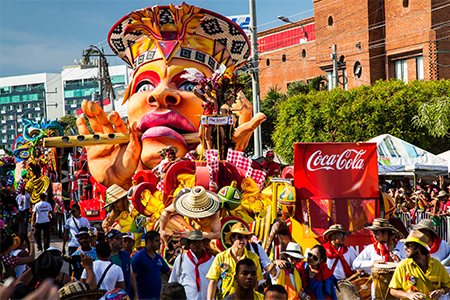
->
[135, 81, 155, 93]
[178, 81, 196, 92]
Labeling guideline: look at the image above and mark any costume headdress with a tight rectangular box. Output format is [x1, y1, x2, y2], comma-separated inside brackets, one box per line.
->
[108, 2, 250, 76]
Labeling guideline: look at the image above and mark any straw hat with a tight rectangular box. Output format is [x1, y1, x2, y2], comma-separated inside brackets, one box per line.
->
[58, 282, 106, 300]
[181, 229, 210, 250]
[103, 184, 128, 209]
[364, 218, 400, 233]
[174, 186, 221, 219]
[437, 190, 448, 198]
[225, 222, 254, 244]
[323, 224, 352, 241]
[400, 230, 430, 250]
[281, 242, 305, 259]
[412, 219, 439, 237]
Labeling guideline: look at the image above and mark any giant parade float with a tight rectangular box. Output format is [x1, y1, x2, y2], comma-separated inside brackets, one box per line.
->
[39, 3, 400, 298]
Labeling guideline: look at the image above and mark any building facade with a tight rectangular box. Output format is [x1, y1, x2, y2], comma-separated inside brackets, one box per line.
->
[258, 0, 450, 97]
[0, 73, 62, 149]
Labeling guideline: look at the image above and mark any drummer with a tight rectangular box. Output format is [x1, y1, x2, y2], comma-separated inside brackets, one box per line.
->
[389, 230, 450, 299]
[412, 219, 450, 268]
[353, 218, 406, 273]
[322, 224, 357, 280]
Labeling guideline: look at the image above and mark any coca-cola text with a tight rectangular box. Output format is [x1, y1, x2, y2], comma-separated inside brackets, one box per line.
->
[306, 149, 366, 171]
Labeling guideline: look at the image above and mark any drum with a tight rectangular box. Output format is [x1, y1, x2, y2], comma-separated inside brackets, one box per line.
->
[371, 262, 397, 300]
[336, 275, 372, 300]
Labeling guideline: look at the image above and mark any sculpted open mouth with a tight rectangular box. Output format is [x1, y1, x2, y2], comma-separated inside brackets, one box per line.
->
[137, 111, 198, 147]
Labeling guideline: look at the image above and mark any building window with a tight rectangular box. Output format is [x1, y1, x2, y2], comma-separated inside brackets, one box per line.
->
[111, 75, 125, 84]
[395, 59, 408, 83]
[65, 79, 83, 88]
[0, 87, 10, 94]
[11, 85, 27, 93]
[266, 58, 270, 66]
[354, 61, 362, 79]
[328, 16, 333, 26]
[403, 0, 409, 8]
[282, 54, 286, 62]
[416, 56, 424, 80]
[302, 49, 306, 58]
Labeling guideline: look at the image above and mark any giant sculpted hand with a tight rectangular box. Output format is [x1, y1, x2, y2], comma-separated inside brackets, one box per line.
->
[232, 91, 266, 150]
[77, 101, 141, 189]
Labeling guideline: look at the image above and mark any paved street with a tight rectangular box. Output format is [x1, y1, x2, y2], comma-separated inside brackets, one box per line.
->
[32, 233, 69, 273]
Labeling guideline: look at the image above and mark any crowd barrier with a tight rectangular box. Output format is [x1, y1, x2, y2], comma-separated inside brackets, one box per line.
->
[397, 210, 450, 243]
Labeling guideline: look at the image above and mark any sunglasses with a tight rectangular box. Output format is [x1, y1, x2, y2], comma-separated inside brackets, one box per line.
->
[234, 234, 249, 240]
[308, 252, 319, 261]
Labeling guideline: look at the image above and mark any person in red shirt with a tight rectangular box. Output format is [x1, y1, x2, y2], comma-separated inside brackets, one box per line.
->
[261, 151, 280, 177]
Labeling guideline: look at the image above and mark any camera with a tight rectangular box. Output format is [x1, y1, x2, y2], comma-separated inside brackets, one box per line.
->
[285, 262, 292, 269]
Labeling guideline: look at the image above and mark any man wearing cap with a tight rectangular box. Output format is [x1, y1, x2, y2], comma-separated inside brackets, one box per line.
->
[63, 204, 90, 256]
[206, 222, 263, 300]
[71, 227, 98, 279]
[431, 190, 450, 217]
[353, 218, 407, 273]
[76, 3, 265, 191]
[107, 229, 139, 299]
[267, 242, 304, 300]
[160, 186, 222, 247]
[261, 151, 279, 178]
[389, 231, 450, 299]
[123, 232, 138, 257]
[132, 230, 171, 299]
[413, 219, 450, 270]
[322, 224, 357, 280]
[169, 230, 215, 300]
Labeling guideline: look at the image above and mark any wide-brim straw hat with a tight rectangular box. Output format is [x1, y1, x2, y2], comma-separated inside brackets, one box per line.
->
[412, 219, 439, 237]
[400, 230, 430, 250]
[174, 186, 221, 219]
[103, 184, 128, 209]
[323, 224, 353, 241]
[181, 229, 210, 250]
[364, 218, 400, 234]
[225, 222, 254, 244]
[58, 282, 106, 300]
[437, 190, 448, 198]
[281, 242, 305, 259]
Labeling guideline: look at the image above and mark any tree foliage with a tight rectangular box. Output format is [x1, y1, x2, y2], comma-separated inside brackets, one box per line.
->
[273, 79, 450, 164]
[58, 114, 79, 136]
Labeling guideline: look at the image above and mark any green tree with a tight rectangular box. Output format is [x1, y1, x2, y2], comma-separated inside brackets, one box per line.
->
[413, 96, 450, 137]
[58, 114, 78, 136]
[261, 86, 286, 150]
[273, 79, 450, 164]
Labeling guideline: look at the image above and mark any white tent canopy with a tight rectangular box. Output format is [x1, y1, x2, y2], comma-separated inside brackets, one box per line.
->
[367, 134, 449, 176]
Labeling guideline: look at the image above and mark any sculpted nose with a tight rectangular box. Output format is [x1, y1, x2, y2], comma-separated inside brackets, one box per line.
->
[147, 86, 181, 108]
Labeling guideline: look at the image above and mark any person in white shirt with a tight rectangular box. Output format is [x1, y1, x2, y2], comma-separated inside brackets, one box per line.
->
[31, 193, 53, 251]
[169, 230, 214, 300]
[16, 189, 31, 231]
[413, 219, 450, 273]
[353, 218, 406, 273]
[322, 224, 357, 280]
[62, 203, 90, 256]
[81, 241, 125, 299]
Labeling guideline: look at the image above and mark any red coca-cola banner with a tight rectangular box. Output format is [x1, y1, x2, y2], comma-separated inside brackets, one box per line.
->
[294, 143, 379, 199]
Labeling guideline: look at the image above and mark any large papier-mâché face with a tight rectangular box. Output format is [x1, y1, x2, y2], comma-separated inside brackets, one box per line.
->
[128, 58, 211, 168]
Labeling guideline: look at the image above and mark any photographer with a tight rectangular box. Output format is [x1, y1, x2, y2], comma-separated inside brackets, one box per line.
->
[268, 242, 304, 300]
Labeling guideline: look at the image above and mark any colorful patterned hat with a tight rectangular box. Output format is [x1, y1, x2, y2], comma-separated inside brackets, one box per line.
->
[108, 2, 250, 76]
[174, 186, 221, 218]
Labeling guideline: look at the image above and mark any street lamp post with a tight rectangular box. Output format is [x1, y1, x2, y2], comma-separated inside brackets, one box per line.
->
[250, 0, 262, 157]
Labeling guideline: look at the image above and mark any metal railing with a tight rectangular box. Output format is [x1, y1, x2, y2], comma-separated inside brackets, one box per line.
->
[397, 210, 450, 243]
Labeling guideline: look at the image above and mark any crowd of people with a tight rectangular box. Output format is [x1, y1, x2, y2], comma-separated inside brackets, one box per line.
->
[3, 173, 450, 299]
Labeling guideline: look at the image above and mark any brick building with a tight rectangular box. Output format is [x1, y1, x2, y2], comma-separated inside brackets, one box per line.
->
[257, 0, 450, 97]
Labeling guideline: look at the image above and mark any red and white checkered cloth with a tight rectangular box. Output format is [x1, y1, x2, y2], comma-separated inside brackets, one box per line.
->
[246, 167, 266, 186]
[226, 149, 245, 165]
[157, 180, 164, 193]
[236, 155, 252, 171]
[185, 152, 196, 162]
[206, 149, 218, 161]
[206, 149, 219, 173]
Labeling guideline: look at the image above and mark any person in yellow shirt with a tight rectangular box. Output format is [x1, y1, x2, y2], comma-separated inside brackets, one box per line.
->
[389, 230, 450, 300]
[206, 223, 263, 300]
[222, 259, 264, 300]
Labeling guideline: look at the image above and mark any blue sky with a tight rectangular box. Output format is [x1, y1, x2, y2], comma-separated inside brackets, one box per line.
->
[0, 0, 314, 77]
